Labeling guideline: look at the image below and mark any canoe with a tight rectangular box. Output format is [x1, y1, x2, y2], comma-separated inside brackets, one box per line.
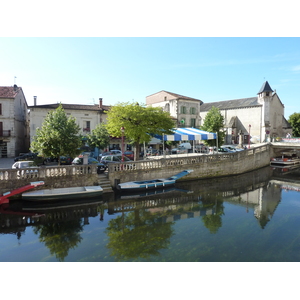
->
[117, 169, 193, 192]
[22, 185, 103, 201]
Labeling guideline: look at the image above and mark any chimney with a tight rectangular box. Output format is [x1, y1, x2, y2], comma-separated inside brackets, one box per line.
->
[99, 98, 103, 108]
[34, 96, 37, 106]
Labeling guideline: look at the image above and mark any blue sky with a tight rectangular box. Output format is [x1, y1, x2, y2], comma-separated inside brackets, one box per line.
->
[1, 37, 299, 118]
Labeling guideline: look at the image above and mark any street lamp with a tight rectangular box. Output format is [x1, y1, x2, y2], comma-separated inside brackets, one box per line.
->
[121, 126, 125, 162]
[248, 124, 251, 149]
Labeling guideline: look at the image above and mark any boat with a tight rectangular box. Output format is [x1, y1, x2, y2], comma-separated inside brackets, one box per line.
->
[21, 185, 103, 201]
[270, 153, 300, 166]
[117, 169, 193, 192]
[0, 181, 44, 205]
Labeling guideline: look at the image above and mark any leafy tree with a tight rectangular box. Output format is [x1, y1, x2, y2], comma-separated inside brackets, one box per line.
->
[288, 113, 300, 137]
[105, 102, 175, 160]
[30, 103, 82, 164]
[87, 123, 110, 151]
[200, 106, 225, 147]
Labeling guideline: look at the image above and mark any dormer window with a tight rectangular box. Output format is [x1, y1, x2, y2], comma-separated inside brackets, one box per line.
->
[266, 92, 269, 96]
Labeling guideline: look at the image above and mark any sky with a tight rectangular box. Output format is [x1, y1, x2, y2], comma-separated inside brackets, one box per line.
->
[1, 37, 299, 118]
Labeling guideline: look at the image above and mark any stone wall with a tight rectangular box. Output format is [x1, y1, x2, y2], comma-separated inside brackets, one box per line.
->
[108, 144, 271, 188]
[0, 165, 100, 195]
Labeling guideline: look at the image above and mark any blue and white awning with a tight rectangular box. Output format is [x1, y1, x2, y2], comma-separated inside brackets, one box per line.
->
[162, 127, 217, 141]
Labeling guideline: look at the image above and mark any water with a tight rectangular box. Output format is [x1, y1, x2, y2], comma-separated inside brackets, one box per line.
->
[1, 165, 300, 262]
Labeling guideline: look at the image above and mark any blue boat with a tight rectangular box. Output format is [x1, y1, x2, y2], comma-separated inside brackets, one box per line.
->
[117, 169, 193, 192]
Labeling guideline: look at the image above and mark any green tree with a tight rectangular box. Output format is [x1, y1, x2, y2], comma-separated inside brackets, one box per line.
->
[200, 106, 225, 147]
[87, 123, 110, 151]
[30, 103, 82, 164]
[288, 113, 300, 137]
[105, 102, 175, 160]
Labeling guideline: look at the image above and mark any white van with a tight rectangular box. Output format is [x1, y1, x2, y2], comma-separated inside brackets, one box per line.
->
[171, 142, 192, 154]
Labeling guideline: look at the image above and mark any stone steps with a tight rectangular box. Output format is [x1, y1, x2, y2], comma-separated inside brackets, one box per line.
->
[98, 173, 114, 193]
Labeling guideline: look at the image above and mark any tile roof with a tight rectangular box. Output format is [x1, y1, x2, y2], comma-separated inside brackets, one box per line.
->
[28, 103, 111, 111]
[200, 97, 260, 112]
[0, 86, 20, 98]
[164, 91, 203, 103]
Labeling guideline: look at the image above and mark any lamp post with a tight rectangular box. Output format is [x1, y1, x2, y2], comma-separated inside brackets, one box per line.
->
[248, 124, 251, 149]
[121, 126, 125, 162]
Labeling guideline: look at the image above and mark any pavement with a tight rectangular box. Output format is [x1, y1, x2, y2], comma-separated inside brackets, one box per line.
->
[0, 158, 15, 169]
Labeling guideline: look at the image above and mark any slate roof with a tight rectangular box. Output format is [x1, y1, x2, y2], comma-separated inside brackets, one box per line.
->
[28, 103, 111, 111]
[257, 81, 273, 94]
[200, 97, 260, 112]
[0, 85, 21, 98]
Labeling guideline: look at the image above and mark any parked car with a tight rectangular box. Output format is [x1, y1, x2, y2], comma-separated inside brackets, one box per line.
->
[60, 155, 73, 165]
[71, 157, 107, 174]
[123, 150, 134, 160]
[221, 145, 244, 152]
[99, 150, 122, 158]
[14, 152, 37, 162]
[12, 161, 38, 169]
[100, 155, 133, 166]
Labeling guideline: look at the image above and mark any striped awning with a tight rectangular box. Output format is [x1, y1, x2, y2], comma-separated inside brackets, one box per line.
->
[162, 128, 217, 141]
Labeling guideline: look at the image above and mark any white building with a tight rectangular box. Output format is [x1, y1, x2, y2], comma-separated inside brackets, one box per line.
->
[146, 91, 203, 128]
[146, 82, 291, 145]
[0, 85, 29, 158]
[29, 98, 109, 145]
[200, 81, 291, 144]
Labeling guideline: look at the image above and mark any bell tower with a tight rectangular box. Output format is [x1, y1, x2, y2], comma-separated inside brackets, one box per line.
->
[257, 81, 274, 141]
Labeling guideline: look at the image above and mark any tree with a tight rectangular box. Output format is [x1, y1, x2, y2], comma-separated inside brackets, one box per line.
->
[288, 113, 300, 137]
[87, 123, 110, 151]
[200, 106, 225, 147]
[30, 103, 82, 165]
[105, 102, 175, 160]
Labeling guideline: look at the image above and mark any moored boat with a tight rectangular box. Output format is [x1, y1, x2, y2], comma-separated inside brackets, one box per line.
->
[270, 156, 300, 166]
[117, 169, 193, 192]
[22, 185, 103, 201]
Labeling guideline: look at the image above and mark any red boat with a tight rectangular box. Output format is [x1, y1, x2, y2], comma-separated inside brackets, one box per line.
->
[0, 181, 44, 205]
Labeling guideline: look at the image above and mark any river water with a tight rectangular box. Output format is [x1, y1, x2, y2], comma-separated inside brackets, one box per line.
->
[1, 164, 300, 262]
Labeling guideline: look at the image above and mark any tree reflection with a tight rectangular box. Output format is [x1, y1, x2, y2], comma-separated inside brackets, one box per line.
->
[105, 209, 174, 261]
[33, 220, 83, 262]
[201, 196, 225, 234]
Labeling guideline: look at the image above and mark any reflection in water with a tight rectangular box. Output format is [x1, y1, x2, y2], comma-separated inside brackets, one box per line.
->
[1, 165, 300, 261]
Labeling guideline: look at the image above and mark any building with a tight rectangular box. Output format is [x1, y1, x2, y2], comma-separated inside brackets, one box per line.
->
[29, 97, 110, 145]
[200, 81, 291, 144]
[146, 81, 291, 146]
[0, 85, 29, 158]
[146, 91, 203, 128]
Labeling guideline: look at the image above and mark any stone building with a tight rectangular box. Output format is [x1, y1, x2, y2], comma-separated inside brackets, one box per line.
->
[29, 97, 109, 145]
[146, 91, 203, 128]
[0, 85, 29, 158]
[146, 81, 291, 145]
[200, 81, 291, 144]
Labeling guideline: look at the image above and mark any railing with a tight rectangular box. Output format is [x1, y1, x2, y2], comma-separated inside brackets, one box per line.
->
[107, 145, 270, 174]
[0, 164, 98, 181]
[0, 130, 11, 137]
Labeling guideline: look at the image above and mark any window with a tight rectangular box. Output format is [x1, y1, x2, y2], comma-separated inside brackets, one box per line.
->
[190, 118, 196, 127]
[190, 107, 196, 114]
[0, 103, 2, 115]
[180, 106, 186, 114]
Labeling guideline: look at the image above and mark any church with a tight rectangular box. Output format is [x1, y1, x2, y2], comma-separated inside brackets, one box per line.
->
[146, 81, 291, 145]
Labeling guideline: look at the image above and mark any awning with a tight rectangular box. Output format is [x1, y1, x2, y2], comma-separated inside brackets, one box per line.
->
[160, 127, 217, 141]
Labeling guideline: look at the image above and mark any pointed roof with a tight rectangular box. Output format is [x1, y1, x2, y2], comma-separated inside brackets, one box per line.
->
[257, 81, 273, 94]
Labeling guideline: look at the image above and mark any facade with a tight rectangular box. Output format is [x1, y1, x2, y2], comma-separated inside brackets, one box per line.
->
[147, 82, 291, 146]
[29, 98, 110, 145]
[146, 91, 203, 128]
[0, 85, 29, 158]
[200, 81, 291, 144]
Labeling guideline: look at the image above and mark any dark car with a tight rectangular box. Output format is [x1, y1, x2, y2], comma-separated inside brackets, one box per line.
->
[71, 157, 107, 174]
[100, 155, 132, 166]
[123, 150, 134, 160]
[14, 152, 37, 162]
[60, 155, 73, 165]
